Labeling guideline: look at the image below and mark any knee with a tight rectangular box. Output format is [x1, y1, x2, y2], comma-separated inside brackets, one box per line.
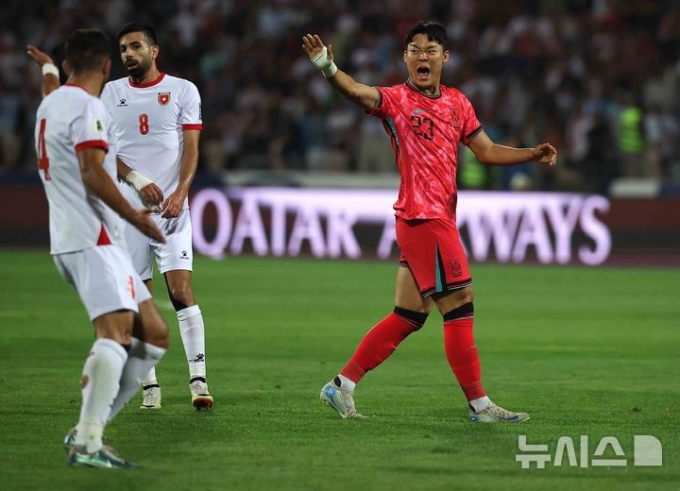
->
[167, 283, 195, 311]
[137, 301, 171, 349]
[149, 323, 170, 349]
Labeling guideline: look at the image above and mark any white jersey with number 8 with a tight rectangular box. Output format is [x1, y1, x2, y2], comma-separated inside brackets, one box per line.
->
[101, 73, 202, 204]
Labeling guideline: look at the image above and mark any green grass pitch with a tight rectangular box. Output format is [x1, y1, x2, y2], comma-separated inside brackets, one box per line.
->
[0, 251, 678, 490]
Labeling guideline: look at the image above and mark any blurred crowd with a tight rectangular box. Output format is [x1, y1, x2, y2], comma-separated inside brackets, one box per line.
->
[1, 0, 680, 194]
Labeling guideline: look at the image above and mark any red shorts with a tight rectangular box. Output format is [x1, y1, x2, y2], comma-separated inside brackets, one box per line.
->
[396, 217, 472, 297]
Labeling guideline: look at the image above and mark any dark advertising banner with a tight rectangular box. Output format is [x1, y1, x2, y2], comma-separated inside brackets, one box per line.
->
[2, 186, 678, 266]
[189, 187, 678, 266]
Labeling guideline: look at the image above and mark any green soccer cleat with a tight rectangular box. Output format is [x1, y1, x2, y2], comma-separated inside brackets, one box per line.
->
[189, 379, 213, 410]
[67, 445, 138, 469]
[469, 402, 530, 423]
[319, 380, 364, 419]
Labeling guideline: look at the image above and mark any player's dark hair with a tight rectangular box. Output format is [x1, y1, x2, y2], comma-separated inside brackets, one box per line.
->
[117, 22, 158, 46]
[64, 29, 110, 73]
[404, 21, 450, 51]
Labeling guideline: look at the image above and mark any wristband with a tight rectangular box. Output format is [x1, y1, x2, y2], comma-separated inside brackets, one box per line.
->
[126, 170, 154, 191]
[42, 63, 59, 77]
[311, 47, 338, 78]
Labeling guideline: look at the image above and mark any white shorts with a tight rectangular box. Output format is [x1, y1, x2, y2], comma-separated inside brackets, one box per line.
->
[54, 244, 152, 321]
[120, 183, 193, 281]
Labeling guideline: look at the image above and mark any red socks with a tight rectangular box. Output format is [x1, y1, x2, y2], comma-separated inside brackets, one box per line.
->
[339, 302, 486, 404]
[443, 302, 486, 401]
[340, 308, 427, 383]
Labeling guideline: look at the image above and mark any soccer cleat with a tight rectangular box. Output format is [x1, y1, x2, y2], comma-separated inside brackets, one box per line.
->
[140, 385, 162, 409]
[189, 378, 213, 410]
[319, 380, 364, 419]
[67, 444, 138, 469]
[469, 402, 529, 423]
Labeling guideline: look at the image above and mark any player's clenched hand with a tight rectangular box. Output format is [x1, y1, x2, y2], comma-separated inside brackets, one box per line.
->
[130, 209, 166, 243]
[531, 142, 557, 167]
[26, 45, 54, 67]
[139, 182, 164, 207]
[302, 34, 334, 62]
[160, 191, 184, 219]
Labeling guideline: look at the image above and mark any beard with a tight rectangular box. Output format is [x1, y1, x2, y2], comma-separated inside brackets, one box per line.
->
[126, 60, 149, 80]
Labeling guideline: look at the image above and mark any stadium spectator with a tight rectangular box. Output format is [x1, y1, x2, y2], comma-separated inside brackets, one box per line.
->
[4, 0, 680, 191]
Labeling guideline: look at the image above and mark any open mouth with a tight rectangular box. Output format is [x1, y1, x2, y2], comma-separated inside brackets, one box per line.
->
[417, 66, 430, 79]
[125, 60, 139, 71]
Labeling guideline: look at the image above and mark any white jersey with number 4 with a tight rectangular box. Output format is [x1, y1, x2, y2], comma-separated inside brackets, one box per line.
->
[35, 84, 123, 255]
[101, 73, 202, 203]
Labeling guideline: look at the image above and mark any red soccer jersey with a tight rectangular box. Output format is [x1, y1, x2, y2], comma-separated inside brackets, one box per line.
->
[369, 80, 483, 221]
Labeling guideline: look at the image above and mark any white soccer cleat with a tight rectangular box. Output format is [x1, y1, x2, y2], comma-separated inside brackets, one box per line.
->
[319, 380, 364, 419]
[189, 379, 213, 410]
[139, 385, 162, 409]
[469, 402, 529, 423]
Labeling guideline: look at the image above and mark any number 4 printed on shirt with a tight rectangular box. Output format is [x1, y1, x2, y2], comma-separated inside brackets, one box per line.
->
[37, 118, 51, 180]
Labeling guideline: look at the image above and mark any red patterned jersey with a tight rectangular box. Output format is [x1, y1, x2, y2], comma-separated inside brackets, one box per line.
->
[369, 80, 483, 221]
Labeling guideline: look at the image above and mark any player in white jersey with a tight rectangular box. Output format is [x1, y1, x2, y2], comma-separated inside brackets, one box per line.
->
[29, 25, 213, 411]
[29, 29, 170, 468]
[103, 23, 212, 410]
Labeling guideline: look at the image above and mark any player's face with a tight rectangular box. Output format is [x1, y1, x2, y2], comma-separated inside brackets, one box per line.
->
[403, 34, 449, 92]
[119, 32, 157, 79]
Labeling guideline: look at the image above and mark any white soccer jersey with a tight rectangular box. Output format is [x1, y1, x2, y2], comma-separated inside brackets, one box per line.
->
[35, 84, 124, 254]
[101, 73, 202, 203]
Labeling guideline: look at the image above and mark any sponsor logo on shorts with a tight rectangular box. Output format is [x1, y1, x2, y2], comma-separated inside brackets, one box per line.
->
[451, 259, 462, 276]
[181, 250, 189, 260]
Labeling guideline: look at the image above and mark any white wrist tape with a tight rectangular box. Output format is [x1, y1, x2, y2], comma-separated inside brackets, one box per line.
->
[126, 170, 154, 191]
[42, 63, 59, 77]
[311, 47, 338, 78]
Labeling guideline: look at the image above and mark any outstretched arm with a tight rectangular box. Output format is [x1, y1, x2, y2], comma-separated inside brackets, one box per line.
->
[469, 132, 557, 167]
[302, 34, 379, 113]
[26, 45, 60, 98]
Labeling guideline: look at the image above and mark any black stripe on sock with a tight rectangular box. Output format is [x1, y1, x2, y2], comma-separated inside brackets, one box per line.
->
[443, 302, 474, 322]
[393, 306, 428, 328]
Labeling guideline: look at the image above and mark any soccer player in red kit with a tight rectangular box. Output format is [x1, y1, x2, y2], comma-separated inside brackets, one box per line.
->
[303, 21, 557, 422]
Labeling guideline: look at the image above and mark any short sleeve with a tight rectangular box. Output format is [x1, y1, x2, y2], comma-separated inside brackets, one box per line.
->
[368, 86, 397, 120]
[72, 98, 109, 153]
[180, 81, 202, 130]
[459, 94, 483, 146]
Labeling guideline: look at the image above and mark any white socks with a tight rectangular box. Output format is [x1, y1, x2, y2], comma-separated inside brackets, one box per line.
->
[177, 305, 206, 379]
[108, 337, 166, 422]
[469, 396, 491, 413]
[75, 338, 127, 454]
[337, 374, 356, 392]
[140, 304, 206, 386]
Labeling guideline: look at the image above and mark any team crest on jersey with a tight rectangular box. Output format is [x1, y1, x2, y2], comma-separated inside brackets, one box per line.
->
[450, 109, 461, 128]
[158, 92, 171, 106]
